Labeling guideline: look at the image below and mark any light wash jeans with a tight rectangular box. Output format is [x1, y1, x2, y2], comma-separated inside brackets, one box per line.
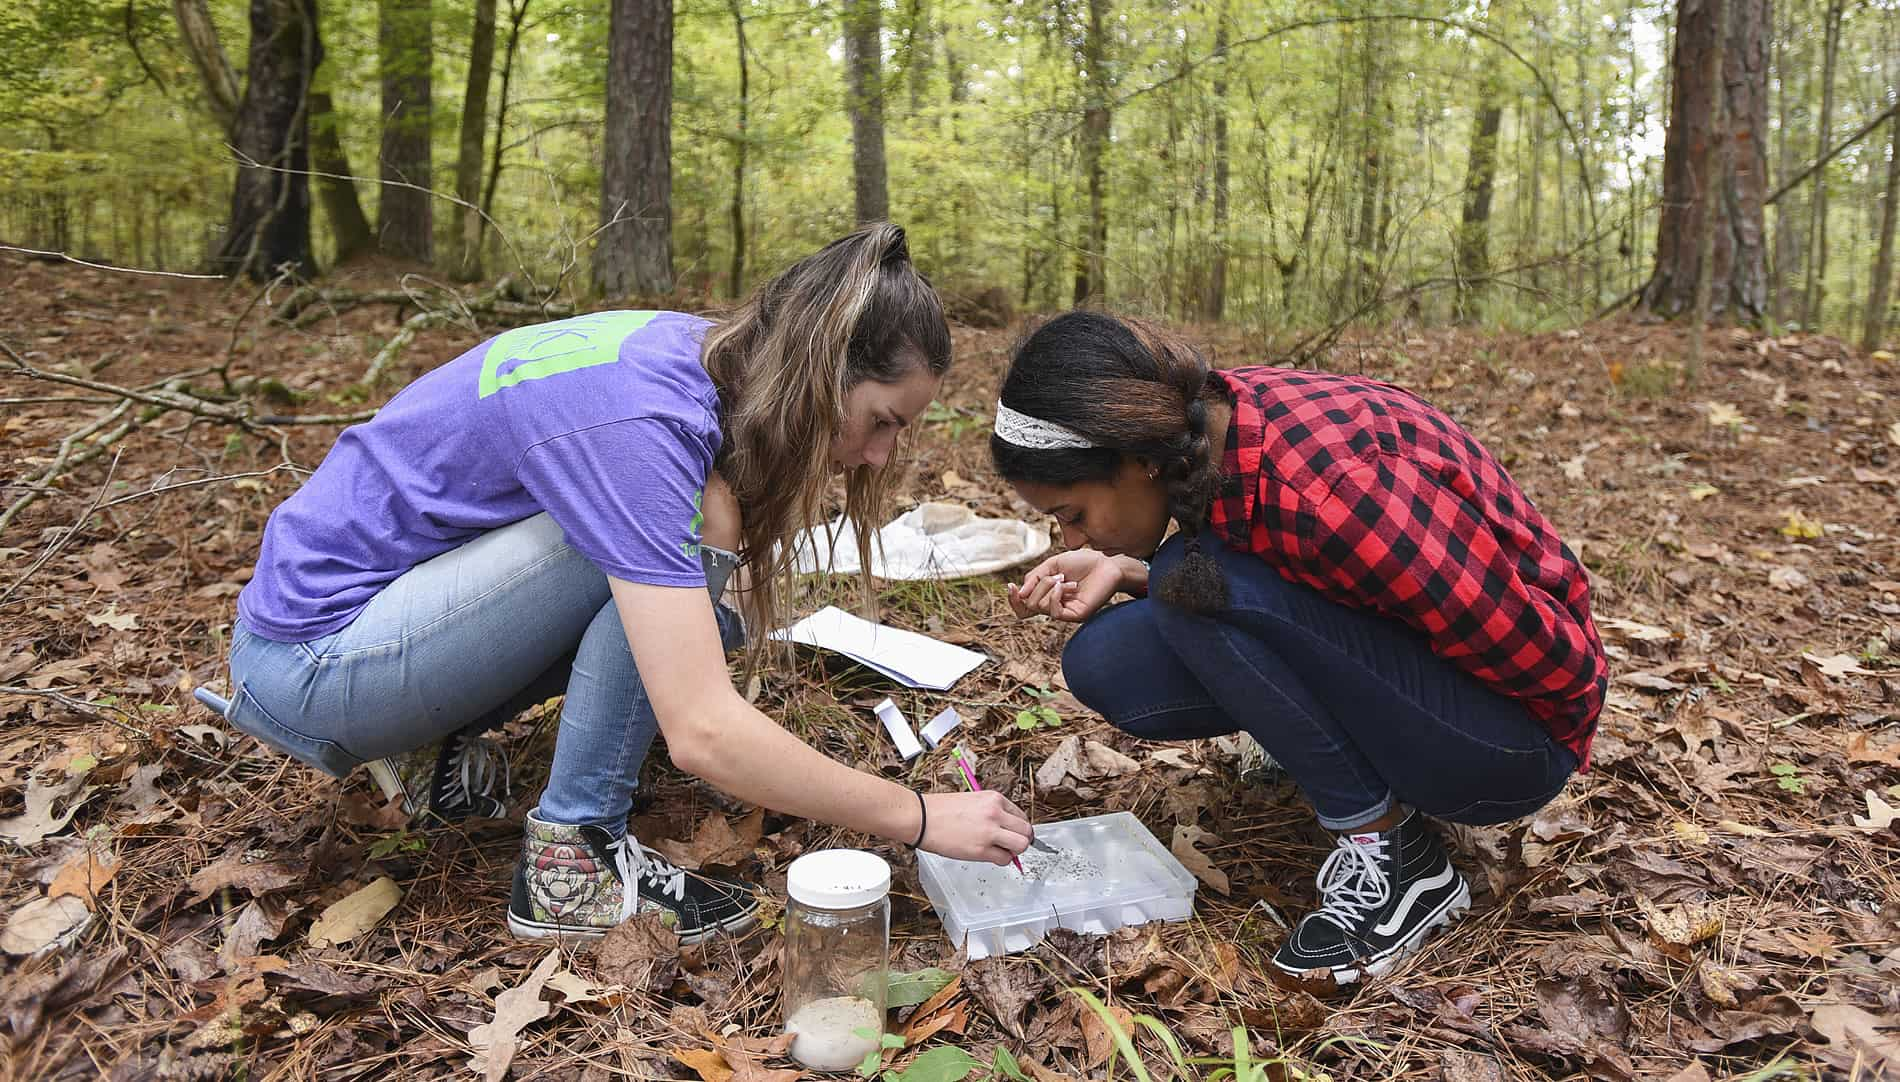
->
[223, 512, 743, 833]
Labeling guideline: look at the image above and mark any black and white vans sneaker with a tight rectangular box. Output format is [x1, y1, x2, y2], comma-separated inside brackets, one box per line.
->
[365, 727, 511, 823]
[1271, 810, 1471, 988]
[507, 808, 760, 945]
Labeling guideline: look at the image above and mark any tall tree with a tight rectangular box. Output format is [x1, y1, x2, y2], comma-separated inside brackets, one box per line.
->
[1864, 114, 1899, 351]
[1455, 2, 1508, 322]
[1641, 0, 1769, 322]
[728, 0, 750, 297]
[1072, 0, 1110, 304]
[216, 0, 321, 281]
[1801, 0, 1843, 326]
[594, 0, 673, 296]
[1202, 0, 1230, 321]
[449, 0, 496, 280]
[309, 88, 374, 262]
[378, 0, 433, 263]
[843, 0, 889, 223]
[172, 0, 240, 133]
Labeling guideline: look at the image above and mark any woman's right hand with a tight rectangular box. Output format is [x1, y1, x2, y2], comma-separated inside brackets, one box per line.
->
[1007, 549, 1123, 623]
[919, 790, 1033, 866]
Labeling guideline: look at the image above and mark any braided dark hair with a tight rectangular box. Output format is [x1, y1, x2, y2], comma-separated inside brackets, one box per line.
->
[990, 311, 1228, 613]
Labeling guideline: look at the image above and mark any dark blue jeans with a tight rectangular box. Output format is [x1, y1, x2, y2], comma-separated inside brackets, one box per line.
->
[1062, 535, 1578, 830]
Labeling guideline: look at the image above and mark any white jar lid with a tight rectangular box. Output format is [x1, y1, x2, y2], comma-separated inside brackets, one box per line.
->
[787, 849, 891, 909]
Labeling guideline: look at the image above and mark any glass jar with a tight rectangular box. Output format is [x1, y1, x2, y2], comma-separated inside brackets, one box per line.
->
[782, 849, 892, 1072]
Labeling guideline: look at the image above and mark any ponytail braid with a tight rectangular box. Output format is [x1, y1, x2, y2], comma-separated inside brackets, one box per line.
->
[1130, 322, 1228, 614]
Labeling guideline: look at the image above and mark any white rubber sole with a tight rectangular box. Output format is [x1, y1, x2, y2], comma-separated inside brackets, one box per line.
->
[506, 908, 759, 947]
[1274, 876, 1472, 985]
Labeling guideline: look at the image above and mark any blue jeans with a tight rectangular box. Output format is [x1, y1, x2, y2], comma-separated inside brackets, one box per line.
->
[1062, 535, 1577, 831]
[223, 513, 744, 832]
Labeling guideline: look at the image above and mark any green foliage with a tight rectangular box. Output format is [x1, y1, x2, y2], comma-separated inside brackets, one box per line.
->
[1014, 687, 1063, 731]
[1768, 762, 1807, 794]
[5, 0, 1894, 340]
[885, 967, 958, 1010]
[367, 829, 427, 859]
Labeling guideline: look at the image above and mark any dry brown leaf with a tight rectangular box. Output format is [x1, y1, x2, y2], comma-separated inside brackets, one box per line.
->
[1850, 789, 1899, 833]
[1809, 1003, 1900, 1069]
[964, 956, 1051, 1039]
[0, 894, 90, 956]
[593, 910, 681, 991]
[47, 847, 118, 907]
[1661, 1064, 1711, 1082]
[467, 949, 561, 1082]
[1169, 824, 1230, 895]
[221, 897, 293, 970]
[1802, 651, 1874, 678]
[1438, 1050, 1507, 1082]
[185, 851, 302, 905]
[1633, 895, 1722, 951]
[655, 808, 764, 869]
[0, 773, 96, 847]
[1079, 999, 1133, 1070]
[547, 968, 626, 1005]
[306, 876, 401, 948]
[674, 1049, 736, 1082]
[1768, 566, 1811, 592]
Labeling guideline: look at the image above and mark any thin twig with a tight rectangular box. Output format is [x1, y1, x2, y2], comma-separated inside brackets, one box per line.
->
[0, 685, 224, 767]
[0, 448, 124, 609]
[0, 245, 226, 280]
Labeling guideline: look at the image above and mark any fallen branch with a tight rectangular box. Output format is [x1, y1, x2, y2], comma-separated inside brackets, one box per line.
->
[360, 275, 574, 385]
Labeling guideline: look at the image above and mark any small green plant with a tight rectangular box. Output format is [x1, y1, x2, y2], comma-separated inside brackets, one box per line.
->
[1014, 686, 1063, 730]
[1069, 986, 1383, 1082]
[1618, 361, 1679, 398]
[922, 400, 988, 441]
[367, 829, 427, 859]
[1769, 762, 1807, 794]
[853, 1031, 1028, 1081]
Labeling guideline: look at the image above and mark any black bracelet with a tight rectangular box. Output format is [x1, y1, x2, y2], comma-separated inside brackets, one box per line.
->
[912, 790, 928, 848]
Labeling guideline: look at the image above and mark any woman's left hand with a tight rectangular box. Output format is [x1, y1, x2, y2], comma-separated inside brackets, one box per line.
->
[1008, 549, 1122, 623]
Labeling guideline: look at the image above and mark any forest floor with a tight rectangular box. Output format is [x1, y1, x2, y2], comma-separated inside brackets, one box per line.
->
[1, 250, 1897, 1081]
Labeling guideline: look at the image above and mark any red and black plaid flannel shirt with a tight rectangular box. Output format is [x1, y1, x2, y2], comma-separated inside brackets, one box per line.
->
[1205, 367, 1606, 767]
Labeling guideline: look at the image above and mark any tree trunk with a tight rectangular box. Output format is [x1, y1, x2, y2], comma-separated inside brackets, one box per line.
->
[481, 0, 528, 245]
[1863, 115, 1900, 351]
[1455, 3, 1507, 323]
[309, 89, 373, 263]
[1641, 0, 1768, 323]
[1072, 0, 1109, 304]
[728, 0, 749, 297]
[378, 0, 433, 263]
[1686, 0, 1730, 379]
[1203, 0, 1230, 321]
[1769, 8, 1801, 326]
[449, 0, 496, 280]
[173, 0, 241, 134]
[217, 0, 321, 281]
[843, 0, 889, 224]
[906, 0, 932, 116]
[1801, 0, 1842, 328]
[594, 0, 673, 297]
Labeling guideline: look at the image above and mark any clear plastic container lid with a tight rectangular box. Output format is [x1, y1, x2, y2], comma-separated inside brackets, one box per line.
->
[915, 812, 1198, 959]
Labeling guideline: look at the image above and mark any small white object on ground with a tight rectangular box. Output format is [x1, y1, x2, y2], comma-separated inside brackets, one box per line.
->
[790, 503, 1050, 581]
[873, 698, 925, 759]
[785, 995, 884, 1071]
[919, 706, 962, 749]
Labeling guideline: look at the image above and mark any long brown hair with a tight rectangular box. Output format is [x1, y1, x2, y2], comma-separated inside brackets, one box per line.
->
[702, 224, 952, 655]
[989, 310, 1228, 612]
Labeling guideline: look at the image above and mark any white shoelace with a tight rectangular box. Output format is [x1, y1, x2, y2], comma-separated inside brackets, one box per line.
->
[606, 839, 689, 922]
[1311, 834, 1392, 932]
[441, 734, 510, 808]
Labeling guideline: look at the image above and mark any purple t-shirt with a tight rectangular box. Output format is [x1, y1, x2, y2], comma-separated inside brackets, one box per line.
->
[238, 310, 720, 642]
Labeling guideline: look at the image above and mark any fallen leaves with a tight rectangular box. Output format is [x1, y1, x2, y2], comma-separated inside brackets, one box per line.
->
[467, 949, 561, 1082]
[1, 894, 90, 956]
[1168, 824, 1229, 894]
[0, 772, 97, 846]
[185, 851, 302, 905]
[1809, 1003, 1900, 1070]
[1849, 789, 1898, 833]
[305, 876, 402, 948]
[1034, 735, 1139, 792]
[593, 911, 681, 992]
[654, 807, 764, 869]
[47, 847, 118, 906]
[962, 957, 1051, 1039]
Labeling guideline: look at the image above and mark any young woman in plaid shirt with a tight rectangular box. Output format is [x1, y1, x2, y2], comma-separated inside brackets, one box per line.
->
[993, 311, 1606, 990]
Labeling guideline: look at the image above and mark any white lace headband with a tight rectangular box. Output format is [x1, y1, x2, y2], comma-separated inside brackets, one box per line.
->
[993, 401, 1095, 450]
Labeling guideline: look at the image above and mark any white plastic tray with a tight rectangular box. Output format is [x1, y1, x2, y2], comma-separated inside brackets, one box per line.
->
[915, 812, 1198, 959]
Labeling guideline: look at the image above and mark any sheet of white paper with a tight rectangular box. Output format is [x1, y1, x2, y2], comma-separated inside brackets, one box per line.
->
[770, 606, 988, 691]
